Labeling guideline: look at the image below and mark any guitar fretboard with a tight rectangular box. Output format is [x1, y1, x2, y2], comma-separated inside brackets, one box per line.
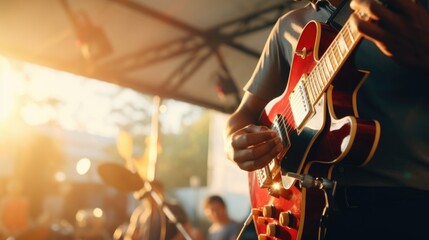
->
[305, 20, 362, 105]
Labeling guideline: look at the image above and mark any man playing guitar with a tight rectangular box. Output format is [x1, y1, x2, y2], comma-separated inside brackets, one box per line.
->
[224, 0, 429, 239]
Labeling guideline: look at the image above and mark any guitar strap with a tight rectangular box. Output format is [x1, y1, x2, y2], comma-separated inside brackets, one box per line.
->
[327, 0, 353, 31]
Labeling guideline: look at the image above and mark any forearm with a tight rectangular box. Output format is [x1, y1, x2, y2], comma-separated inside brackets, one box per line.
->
[225, 109, 258, 140]
[225, 92, 268, 139]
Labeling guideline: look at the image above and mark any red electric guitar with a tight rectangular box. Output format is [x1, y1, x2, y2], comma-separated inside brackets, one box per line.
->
[248, 7, 381, 240]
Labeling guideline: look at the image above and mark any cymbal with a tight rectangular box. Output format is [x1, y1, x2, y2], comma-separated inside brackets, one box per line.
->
[98, 163, 144, 192]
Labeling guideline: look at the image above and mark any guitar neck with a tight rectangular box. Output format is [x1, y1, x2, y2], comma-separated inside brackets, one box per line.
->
[306, 18, 362, 106]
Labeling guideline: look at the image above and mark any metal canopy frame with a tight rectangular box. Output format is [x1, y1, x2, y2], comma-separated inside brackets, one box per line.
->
[91, 0, 294, 112]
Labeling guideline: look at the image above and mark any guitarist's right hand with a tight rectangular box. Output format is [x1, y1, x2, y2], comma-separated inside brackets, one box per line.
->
[225, 92, 284, 171]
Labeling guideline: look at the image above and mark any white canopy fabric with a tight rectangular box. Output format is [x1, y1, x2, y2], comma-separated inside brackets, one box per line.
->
[0, 0, 305, 113]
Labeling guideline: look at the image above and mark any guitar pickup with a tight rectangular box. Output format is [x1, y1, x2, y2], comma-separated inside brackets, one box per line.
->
[272, 114, 291, 152]
[289, 80, 312, 132]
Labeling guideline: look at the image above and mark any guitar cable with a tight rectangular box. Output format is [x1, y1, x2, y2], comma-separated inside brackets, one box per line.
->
[236, 210, 255, 240]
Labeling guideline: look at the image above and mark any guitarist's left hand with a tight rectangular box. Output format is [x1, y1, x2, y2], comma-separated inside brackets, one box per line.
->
[349, 0, 429, 73]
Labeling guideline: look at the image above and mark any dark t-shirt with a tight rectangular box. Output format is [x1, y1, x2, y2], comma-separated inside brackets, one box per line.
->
[244, 0, 429, 190]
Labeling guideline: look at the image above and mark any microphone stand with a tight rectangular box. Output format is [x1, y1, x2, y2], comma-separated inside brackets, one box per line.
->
[132, 181, 193, 240]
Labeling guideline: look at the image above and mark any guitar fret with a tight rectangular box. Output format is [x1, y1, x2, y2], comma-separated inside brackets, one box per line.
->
[325, 57, 334, 76]
[329, 52, 338, 69]
[338, 35, 348, 56]
[343, 27, 352, 47]
[312, 69, 320, 95]
[320, 66, 327, 88]
[346, 25, 353, 42]
[318, 65, 327, 90]
[322, 62, 329, 84]
[341, 31, 350, 49]
[312, 77, 318, 102]
[335, 41, 343, 60]
[327, 60, 332, 79]
[313, 74, 319, 100]
[321, 61, 329, 81]
[333, 43, 341, 65]
[327, 61, 332, 82]
[345, 26, 356, 49]
[323, 56, 331, 75]
[311, 74, 319, 100]
[345, 24, 359, 43]
[312, 68, 319, 93]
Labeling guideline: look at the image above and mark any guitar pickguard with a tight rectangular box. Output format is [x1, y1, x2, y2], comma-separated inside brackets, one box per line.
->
[281, 94, 326, 189]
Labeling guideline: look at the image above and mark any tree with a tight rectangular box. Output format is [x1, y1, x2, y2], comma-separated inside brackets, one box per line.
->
[156, 111, 209, 192]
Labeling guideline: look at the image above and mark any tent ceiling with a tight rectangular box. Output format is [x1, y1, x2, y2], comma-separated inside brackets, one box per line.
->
[0, 0, 305, 113]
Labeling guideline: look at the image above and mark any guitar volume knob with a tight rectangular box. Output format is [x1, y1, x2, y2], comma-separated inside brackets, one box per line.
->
[266, 223, 277, 237]
[266, 222, 292, 240]
[279, 211, 297, 228]
[263, 205, 275, 218]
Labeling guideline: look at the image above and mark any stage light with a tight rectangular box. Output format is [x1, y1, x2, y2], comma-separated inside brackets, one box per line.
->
[72, 11, 112, 61]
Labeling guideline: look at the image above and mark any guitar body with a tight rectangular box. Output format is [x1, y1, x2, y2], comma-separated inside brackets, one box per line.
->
[249, 21, 380, 240]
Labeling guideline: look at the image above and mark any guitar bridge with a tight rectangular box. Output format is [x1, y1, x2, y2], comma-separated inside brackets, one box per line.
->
[256, 158, 281, 189]
[256, 166, 272, 188]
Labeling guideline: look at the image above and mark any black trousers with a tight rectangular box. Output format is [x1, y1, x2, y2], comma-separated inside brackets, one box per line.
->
[325, 186, 429, 240]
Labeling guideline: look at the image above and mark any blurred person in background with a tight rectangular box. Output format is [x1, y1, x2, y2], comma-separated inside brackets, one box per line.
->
[203, 195, 240, 240]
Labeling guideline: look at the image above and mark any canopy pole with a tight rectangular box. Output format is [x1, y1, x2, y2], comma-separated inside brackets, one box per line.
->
[147, 95, 161, 181]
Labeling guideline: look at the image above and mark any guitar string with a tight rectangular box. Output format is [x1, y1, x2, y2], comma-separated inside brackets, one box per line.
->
[273, 20, 358, 139]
